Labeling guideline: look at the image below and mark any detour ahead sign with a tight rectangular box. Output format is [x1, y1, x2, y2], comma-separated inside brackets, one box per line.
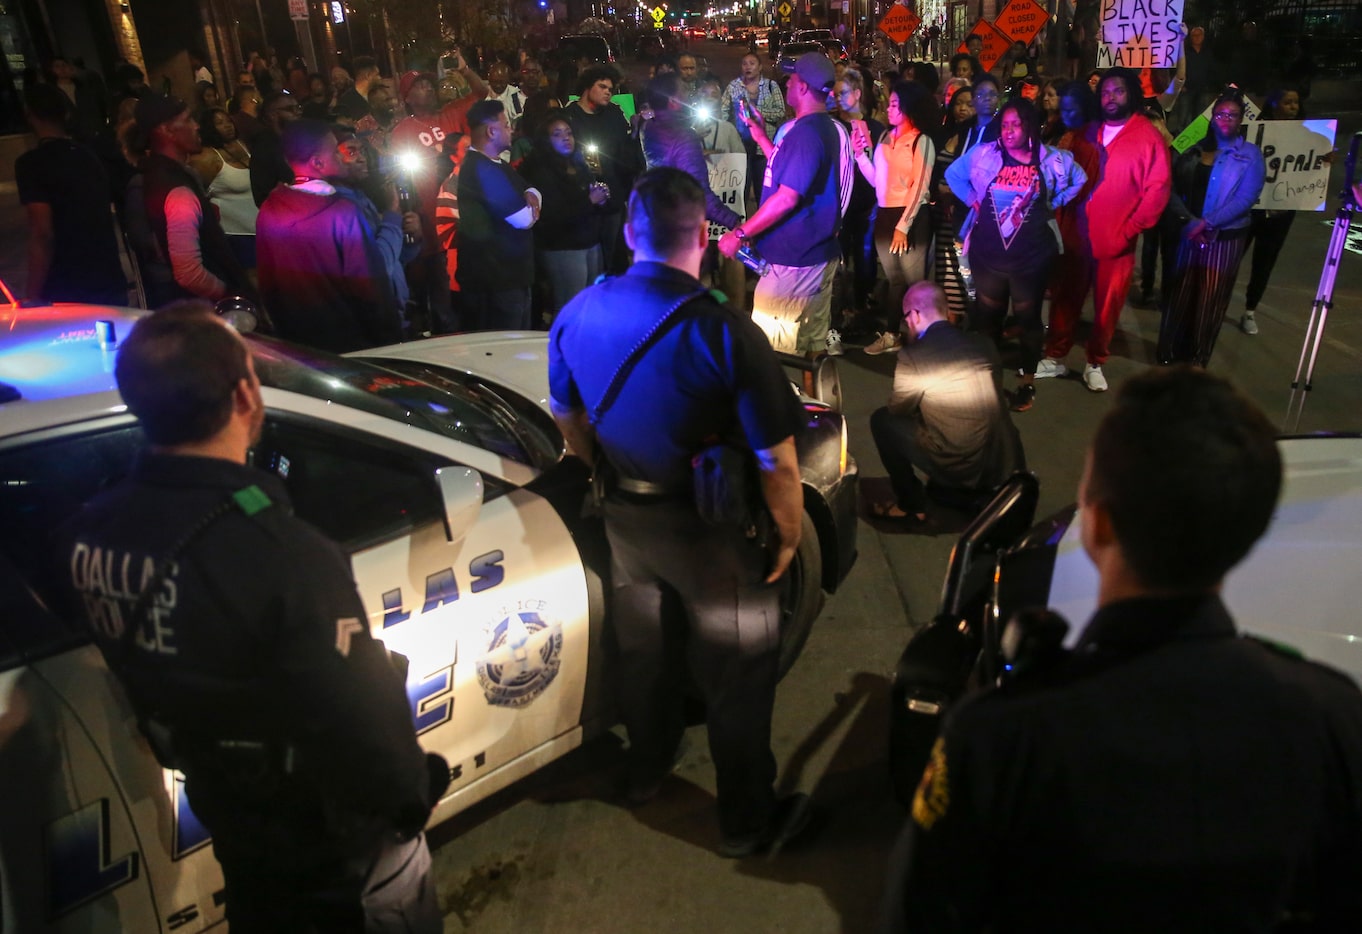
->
[993, 0, 1046, 45]
[878, 4, 922, 43]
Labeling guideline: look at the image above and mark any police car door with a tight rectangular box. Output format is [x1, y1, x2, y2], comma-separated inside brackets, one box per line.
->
[253, 394, 592, 822]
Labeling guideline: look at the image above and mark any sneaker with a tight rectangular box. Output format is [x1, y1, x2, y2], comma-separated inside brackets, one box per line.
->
[1035, 358, 1068, 380]
[1009, 384, 1036, 412]
[1083, 364, 1108, 392]
[717, 793, 813, 859]
[863, 330, 902, 355]
[1242, 312, 1259, 336]
[824, 329, 844, 356]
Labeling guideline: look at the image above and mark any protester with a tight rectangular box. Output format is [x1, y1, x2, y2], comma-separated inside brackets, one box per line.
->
[721, 53, 785, 203]
[249, 90, 301, 205]
[519, 115, 608, 319]
[456, 100, 541, 330]
[227, 83, 263, 142]
[1039, 68, 1171, 392]
[563, 65, 640, 273]
[717, 53, 852, 370]
[832, 68, 883, 339]
[930, 83, 976, 325]
[45, 55, 108, 143]
[947, 98, 1086, 411]
[190, 107, 257, 270]
[1039, 78, 1068, 144]
[16, 82, 127, 305]
[868, 281, 1025, 525]
[1241, 86, 1305, 334]
[132, 94, 250, 306]
[1157, 90, 1265, 367]
[640, 74, 742, 234]
[486, 60, 526, 127]
[852, 80, 936, 355]
[334, 55, 379, 122]
[256, 119, 405, 351]
[332, 128, 421, 315]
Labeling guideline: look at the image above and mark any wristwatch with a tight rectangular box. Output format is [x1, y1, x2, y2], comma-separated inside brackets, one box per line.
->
[734, 227, 750, 241]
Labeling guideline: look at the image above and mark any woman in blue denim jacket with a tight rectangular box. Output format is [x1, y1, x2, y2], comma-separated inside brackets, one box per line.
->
[1157, 89, 1266, 366]
[945, 98, 1086, 412]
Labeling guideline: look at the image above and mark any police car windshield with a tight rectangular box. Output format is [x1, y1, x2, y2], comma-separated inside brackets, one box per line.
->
[247, 337, 558, 469]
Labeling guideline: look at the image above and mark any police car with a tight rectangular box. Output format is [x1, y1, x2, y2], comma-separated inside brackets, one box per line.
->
[889, 436, 1362, 801]
[0, 302, 858, 932]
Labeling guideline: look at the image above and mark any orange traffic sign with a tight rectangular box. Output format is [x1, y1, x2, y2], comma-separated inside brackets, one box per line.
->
[993, 0, 1047, 45]
[877, 4, 922, 44]
[957, 19, 1011, 71]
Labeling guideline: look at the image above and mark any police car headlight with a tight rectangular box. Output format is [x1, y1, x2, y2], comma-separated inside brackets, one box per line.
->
[214, 295, 259, 333]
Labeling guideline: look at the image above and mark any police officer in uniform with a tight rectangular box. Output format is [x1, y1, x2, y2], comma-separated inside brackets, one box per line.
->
[880, 366, 1362, 932]
[53, 303, 446, 932]
[548, 168, 811, 858]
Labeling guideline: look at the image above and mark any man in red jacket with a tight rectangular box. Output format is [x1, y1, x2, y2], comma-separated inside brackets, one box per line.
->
[1036, 68, 1171, 392]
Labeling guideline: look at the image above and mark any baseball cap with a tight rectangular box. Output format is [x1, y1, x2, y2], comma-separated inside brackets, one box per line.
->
[134, 94, 188, 135]
[399, 70, 437, 102]
[781, 52, 836, 94]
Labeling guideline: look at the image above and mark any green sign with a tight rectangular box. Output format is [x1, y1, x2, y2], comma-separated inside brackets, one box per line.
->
[566, 93, 636, 119]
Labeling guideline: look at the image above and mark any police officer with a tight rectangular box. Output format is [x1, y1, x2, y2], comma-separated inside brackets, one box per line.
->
[548, 167, 811, 858]
[53, 303, 446, 932]
[880, 366, 1362, 932]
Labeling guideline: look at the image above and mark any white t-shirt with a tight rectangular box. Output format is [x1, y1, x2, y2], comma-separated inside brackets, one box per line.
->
[1101, 119, 1128, 147]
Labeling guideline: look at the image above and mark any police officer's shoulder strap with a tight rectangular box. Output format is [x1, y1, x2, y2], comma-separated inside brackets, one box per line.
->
[119, 484, 275, 659]
[590, 287, 710, 426]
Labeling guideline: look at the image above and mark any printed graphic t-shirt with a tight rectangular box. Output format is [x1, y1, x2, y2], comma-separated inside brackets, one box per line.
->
[971, 150, 1055, 270]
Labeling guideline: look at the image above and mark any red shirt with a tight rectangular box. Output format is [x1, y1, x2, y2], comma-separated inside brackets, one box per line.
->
[390, 96, 479, 256]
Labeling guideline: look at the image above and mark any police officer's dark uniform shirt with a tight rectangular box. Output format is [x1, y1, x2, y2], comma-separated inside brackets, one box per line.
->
[888, 320, 1023, 491]
[53, 453, 434, 860]
[882, 594, 1362, 933]
[548, 261, 803, 488]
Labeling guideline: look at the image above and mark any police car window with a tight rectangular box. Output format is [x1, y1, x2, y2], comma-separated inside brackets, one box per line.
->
[0, 423, 144, 658]
[253, 417, 450, 552]
[247, 337, 547, 468]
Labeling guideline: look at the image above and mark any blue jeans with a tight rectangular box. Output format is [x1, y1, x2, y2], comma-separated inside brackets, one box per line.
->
[538, 246, 603, 316]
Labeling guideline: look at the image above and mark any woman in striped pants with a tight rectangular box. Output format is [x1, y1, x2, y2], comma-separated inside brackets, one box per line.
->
[1157, 90, 1265, 367]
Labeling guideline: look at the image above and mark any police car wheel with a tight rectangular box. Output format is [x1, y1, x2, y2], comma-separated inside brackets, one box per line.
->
[777, 511, 823, 678]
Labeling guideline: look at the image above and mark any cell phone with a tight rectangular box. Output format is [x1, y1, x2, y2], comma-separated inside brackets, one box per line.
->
[737, 97, 752, 121]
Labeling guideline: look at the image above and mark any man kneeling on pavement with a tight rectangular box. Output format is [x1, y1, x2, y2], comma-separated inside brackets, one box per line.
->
[870, 281, 1025, 526]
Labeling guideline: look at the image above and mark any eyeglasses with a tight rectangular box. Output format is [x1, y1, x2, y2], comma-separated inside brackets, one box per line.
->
[1211, 111, 1241, 121]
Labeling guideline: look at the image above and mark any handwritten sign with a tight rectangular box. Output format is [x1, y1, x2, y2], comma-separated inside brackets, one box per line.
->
[994, 0, 1047, 45]
[1250, 120, 1338, 211]
[1172, 96, 1261, 153]
[1096, 0, 1184, 69]
[956, 19, 1012, 71]
[706, 153, 747, 240]
[878, 4, 922, 44]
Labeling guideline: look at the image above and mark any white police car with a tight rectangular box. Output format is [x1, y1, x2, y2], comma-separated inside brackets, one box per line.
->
[0, 303, 858, 932]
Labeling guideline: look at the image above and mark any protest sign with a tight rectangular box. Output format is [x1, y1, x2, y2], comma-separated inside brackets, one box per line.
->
[1250, 119, 1337, 211]
[706, 153, 747, 240]
[956, 19, 1011, 71]
[1171, 96, 1261, 153]
[994, 0, 1047, 45]
[1096, 0, 1185, 69]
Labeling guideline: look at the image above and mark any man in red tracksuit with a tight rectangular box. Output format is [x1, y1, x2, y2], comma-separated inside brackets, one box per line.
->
[1036, 68, 1171, 393]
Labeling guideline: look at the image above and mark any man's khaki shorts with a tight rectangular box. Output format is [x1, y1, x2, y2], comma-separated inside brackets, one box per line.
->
[751, 260, 836, 355]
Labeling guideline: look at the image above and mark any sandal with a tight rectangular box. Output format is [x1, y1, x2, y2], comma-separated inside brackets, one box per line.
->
[871, 501, 927, 523]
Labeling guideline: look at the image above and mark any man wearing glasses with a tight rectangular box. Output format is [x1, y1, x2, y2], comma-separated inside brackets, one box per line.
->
[250, 90, 303, 206]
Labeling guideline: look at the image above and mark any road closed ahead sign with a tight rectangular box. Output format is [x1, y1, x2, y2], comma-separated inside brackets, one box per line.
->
[878, 4, 922, 44]
[994, 0, 1047, 45]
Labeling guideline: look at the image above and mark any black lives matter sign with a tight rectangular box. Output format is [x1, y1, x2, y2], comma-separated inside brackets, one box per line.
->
[1097, 0, 1184, 69]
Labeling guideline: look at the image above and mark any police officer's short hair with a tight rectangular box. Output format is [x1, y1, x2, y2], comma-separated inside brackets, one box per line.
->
[115, 302, 252, 446]
[1084, 367, 1282, 592]
[626, 167, 705, 256]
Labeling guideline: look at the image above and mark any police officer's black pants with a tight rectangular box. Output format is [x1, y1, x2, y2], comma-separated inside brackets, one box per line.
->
[603, 495, 780, 841]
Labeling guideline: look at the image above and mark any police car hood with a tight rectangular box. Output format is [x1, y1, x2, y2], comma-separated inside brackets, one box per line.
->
[353, 332, 554, 411]
[1044, 435, 1362, 684]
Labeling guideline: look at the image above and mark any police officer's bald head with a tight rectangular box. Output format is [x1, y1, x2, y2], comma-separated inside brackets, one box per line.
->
[625, 168, 707, 260]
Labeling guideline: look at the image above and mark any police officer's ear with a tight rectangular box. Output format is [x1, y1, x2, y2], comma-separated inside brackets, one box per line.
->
[1077, 456, 1119, 568]
[694, 219, 709, 251]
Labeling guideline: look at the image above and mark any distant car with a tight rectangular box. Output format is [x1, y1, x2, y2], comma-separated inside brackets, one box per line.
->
[889, 434, 1362, 800]
[776, 41, 827, 73]
[559, 33, 616, 64]
[0, 301, 858, 932]
[820, 39, 850, 62]
[794, 28, 833, 43]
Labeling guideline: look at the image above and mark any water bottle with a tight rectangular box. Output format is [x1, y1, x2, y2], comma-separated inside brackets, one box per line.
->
[735, 242, 770, 276]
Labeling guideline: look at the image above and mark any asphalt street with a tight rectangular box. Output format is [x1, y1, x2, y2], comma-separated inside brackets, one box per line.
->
[1, 42, 1358, 930]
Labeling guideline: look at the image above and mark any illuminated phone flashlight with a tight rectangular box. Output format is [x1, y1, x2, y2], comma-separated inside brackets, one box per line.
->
[583, 141, 603, 177]
[397, 150, 422, 176]
[586, 143, 599, 154]
[396, 151, 418, 245]
[693, 103, 714, 122]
